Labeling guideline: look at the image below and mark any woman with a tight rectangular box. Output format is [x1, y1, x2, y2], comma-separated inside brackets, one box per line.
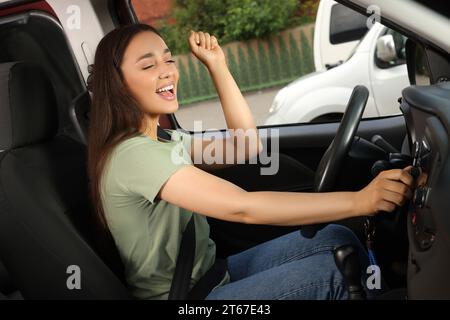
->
[87, 24, 414, 300]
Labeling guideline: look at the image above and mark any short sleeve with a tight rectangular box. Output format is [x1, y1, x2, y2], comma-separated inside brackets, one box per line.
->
[114, 140, 191, 203]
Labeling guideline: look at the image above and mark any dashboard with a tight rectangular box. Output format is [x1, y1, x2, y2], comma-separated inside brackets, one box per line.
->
[400, 81, 450, 299]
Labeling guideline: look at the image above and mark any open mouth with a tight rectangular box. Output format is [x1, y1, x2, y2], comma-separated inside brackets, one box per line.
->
[156, 84, 176, 101]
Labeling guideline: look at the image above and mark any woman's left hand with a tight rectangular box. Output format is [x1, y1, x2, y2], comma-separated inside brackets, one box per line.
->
[188, 30, 226, 70]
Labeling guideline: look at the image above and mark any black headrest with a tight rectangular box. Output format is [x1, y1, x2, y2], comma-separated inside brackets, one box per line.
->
[0, 61, 58, 150]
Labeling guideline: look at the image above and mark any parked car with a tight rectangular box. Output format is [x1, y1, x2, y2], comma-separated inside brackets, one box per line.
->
[265, 0, 410, 125]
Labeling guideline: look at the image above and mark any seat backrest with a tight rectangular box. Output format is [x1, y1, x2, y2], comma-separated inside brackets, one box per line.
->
[68, 89, 172, 146]
[0, 61, 131, 299]
[69, 90, 91, 145]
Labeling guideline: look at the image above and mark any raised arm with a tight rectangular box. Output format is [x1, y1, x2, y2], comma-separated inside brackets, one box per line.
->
[186, 31, 262, 171]
[158, 164, 414, 226]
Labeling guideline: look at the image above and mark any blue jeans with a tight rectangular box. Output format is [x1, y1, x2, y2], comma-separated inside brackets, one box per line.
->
[205, 224, 370, 300]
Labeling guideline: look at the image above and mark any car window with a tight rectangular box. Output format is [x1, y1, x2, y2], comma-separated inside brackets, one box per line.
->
[329, 3, 368, 45]
[131, 0, 410, 128]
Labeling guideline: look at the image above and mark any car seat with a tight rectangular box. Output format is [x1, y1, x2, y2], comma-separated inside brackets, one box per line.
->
[0, 61, 131, 299]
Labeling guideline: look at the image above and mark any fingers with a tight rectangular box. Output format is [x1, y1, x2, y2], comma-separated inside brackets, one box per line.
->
[403, 165, 413, 172]
[194, 31, 200, 45]
[189, 31, 216, 50]
[199, 32, 206, 49]
[380, 168, 414, 188]
[211, 35, 218, 49]
[380, 179, 413, 199]
[381, 189, 407, 207]
[378, 200, 397, 213]
[364, 167, 417, 215]
[375, 171, 414, 211]
[188, 30, 199, 50]
[205, 33, 212, 50]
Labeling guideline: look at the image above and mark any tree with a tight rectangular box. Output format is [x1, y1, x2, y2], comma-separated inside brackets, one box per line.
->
[224, 0, 299, 42]
[157, 0, 300, 54]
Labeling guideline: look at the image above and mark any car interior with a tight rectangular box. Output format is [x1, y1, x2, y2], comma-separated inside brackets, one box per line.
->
[0, 0, 449, 299]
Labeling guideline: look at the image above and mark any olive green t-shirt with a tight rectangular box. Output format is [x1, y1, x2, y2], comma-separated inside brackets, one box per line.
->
[100, 128, 230, 300]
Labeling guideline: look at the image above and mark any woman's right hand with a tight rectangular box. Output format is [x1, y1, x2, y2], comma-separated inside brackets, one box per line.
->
[355, 166, 415, 216]
[188, 30, 226, 70]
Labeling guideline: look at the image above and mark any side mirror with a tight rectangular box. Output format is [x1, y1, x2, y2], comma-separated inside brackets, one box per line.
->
[376, 34, 397, 63]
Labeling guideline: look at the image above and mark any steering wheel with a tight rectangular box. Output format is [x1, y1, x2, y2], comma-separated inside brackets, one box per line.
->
[301, 85, 369, 238]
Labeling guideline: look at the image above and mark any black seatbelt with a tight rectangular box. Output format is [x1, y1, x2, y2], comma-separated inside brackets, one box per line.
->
[157, 126, 171, 140]
[187, 258, 228, 300]
[168, 215, 196, 300]
[168, 214, 229, 300]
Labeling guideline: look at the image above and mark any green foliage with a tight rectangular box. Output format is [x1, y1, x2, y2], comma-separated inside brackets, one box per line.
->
[278, 35, 292, 79]
[300, 30, 314, 74]
[177, 27, 316, 105]
[198, 63, 214, 96]
[158, 0, 299, 54]
[289, 33, 303, 77]
[226, 47, 240, 86]
[187, 56, 201, 97]
[257, 41, 270, 83]
[246, 43, 261, 86]
[237, 46, 250, 88]
[289, 0, 320, 27]
[224, 0, 299, 42]
[177, 60, 190, 101]
[267, 37, 281, 82]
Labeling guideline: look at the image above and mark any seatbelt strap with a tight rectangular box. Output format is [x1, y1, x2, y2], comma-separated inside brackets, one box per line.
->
[157, 126, 171, 140]
[168, 215, 196, 300]
[187, 258, 228, 300]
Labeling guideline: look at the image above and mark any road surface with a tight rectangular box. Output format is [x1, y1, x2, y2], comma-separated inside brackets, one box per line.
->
[174, 85, 284, 131]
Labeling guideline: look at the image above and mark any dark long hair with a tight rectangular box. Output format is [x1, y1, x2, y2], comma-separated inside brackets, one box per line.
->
[87, 24, 161, 233]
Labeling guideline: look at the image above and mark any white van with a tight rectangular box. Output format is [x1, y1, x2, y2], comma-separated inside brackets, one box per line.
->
[264, 0, 410, 125]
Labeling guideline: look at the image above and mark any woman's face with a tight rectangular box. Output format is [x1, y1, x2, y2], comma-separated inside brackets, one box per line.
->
[120, 31, 179, 115]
